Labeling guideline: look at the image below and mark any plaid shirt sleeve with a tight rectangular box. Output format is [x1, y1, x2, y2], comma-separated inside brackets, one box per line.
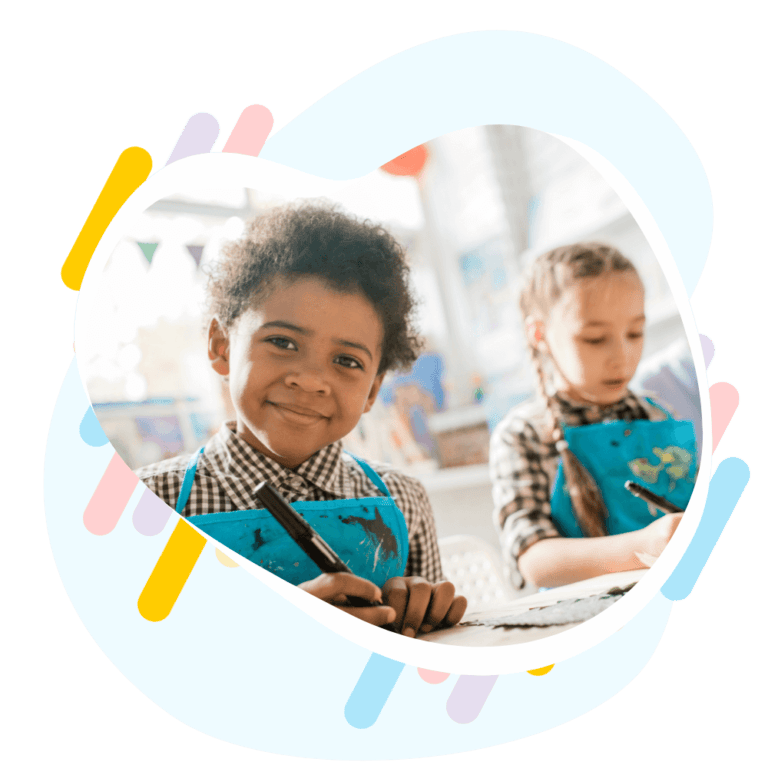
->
[375, 469, 445, 583]
[136, 457, 186, 511]
[489, 415, 561, 589]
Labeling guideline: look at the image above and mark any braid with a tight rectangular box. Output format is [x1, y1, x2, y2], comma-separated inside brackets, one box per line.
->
[520, 242, 636, 538]
[528, 342, 609, 537]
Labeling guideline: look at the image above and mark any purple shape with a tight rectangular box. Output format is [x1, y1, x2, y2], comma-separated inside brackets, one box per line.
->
[165, 113, 219, 166]
[133, 487, 174, 536]
[446, 675, 498, 724]
[186, 244, 204, 267]
[700, 334, 714, 369]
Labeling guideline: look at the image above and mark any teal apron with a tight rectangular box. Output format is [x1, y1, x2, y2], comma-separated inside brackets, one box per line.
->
[550, 400, 698, 538]
[176, 448, 409, 588]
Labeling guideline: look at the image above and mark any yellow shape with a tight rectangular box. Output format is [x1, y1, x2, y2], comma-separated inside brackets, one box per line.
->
[527, 664, 555, 676]
[138, 518, 206, 622]
[61, 147, 152, 290]
[661, 452, 675, 463]
[215, 548, 239, 568]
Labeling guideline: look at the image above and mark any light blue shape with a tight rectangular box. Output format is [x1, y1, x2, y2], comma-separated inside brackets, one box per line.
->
[344, 653, 405, 729]
[78, 406, 108, 447]
[261, 32, 712, 296]
[662, 458, 749, 600]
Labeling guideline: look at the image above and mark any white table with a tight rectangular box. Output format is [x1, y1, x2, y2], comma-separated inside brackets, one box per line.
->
[421, 568, 649, 647]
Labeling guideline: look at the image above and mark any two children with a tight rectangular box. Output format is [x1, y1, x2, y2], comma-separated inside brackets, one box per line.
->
[491, 243, 697, 589]
[138, 203, 467, 637]
[139, 202, 696, 628]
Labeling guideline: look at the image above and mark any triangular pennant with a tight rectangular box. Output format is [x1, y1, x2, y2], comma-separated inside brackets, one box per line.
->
[186, 244, 204, 267]
[137, 242, 159, 264]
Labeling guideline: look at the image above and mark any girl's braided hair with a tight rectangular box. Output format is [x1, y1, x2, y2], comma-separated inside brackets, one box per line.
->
[205, 201, 424, 375]
[519, 242, 639, 537]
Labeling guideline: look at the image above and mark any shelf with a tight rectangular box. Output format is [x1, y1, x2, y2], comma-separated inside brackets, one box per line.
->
[411, 462, 491, 493]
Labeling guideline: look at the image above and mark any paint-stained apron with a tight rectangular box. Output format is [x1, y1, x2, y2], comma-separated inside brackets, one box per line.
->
[176, 447, 409, 588]
[550, 399, 698, 538]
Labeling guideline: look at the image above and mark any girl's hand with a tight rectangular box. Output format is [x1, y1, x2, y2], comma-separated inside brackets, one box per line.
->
[299, 573, 396, 627]
[382, 576, 468, 638]
[636, 512, 684, 563]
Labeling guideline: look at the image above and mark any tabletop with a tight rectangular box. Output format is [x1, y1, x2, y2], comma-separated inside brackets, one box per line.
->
[421, 568, 649, 647]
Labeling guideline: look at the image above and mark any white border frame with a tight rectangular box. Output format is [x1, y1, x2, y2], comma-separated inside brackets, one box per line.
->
[75, 148, 712, 675]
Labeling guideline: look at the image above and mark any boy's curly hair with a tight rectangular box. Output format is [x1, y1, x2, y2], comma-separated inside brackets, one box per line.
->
[205, 201, 423, 374]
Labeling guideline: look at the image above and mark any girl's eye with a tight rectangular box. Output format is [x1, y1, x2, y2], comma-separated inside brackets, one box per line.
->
[628, 332, 645, 340]
[335, 355, 363, 370]
[582, 337, 606, 346]
[266, 336, 298, 351]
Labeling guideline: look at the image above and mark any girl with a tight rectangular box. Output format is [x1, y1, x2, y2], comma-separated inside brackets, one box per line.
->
[490, 243, 698, 589]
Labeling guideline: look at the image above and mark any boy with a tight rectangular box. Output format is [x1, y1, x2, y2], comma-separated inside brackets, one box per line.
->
[138, 202, 466, 637]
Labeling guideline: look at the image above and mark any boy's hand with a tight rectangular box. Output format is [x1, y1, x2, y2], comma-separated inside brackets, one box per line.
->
[299, 573, 396, 627]
[382, 576, 468, 638]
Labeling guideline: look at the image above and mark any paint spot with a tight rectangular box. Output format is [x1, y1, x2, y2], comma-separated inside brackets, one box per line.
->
[710, 382, 739, 452]
[446, 675, 498, 724]
[700, 334, 714, 368]
[527, 664, 555, 676]
[79, 406, 108, 447]
[344, 654, 405, 729]
[138, 518, 206, 621]
[222, 105, 274, 157]
[165, 112, 219, 165]
[215, 549, 239, 568]
[418, 668, 450, 684]
[662, 457, 749, 600]
[252, 528, 265, 551]
[132, 487, 173, 536]
[83, 452, 138, 535]
[340, 507, 398, 560]
[61, 147, 152, 291]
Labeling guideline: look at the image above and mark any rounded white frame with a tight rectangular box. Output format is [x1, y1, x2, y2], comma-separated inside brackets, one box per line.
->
[75, 148, 712, 676]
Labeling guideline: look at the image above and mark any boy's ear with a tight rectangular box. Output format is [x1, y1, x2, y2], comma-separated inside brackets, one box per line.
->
[524, 316, 548, 353]
[363, 372, 386, 414]
[208, 318, 230, 377]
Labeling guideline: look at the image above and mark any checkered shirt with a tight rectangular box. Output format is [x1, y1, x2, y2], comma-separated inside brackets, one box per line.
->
[137, 422, 444, 582]
[490, 390, 668, 588]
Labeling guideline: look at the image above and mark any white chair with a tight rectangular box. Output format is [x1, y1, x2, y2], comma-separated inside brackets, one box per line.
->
[438, 534, 517, 613]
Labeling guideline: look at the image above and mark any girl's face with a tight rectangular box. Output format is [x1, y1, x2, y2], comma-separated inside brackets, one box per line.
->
[208, 276, 385, 468]
[538, 271, 646, 405]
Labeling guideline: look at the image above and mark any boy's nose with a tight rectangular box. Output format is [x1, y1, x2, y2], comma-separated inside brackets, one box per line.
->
[284, 366, 331, 395]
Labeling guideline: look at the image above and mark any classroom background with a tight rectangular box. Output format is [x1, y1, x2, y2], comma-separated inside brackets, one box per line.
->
[79, 125, 701, 598]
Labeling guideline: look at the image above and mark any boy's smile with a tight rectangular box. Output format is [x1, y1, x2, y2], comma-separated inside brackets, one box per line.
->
[208, 276, 385, 469]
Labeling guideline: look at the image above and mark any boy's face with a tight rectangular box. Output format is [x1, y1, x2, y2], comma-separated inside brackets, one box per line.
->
[208, 276, 386, 469]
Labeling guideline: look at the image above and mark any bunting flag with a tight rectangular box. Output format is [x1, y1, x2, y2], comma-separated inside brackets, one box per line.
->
[137, 241, 159, 265]
[186, 244, 204, 267]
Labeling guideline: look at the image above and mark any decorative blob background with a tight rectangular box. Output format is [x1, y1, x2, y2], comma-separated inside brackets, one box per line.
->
[47, 32, 748, 759]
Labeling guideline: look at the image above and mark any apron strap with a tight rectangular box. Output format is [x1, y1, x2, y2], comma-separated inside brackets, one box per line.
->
[643, 396, 674, 420]
[176, 447, 205, 514]
[345, 452, 393, 498]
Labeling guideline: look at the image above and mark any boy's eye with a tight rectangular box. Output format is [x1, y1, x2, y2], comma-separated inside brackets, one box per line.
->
[628, 331, 645, 340]
[335, 355, 363, 370]
[266, 336, 298, 351]
[582, 337, 606, 345]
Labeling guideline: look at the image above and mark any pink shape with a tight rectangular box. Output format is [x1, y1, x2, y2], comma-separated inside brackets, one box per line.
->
[446, 675, 498, 724]
[165, 113, 219, 165]
[222, 105, 274, 157]
[132, 487, 174, 536]
[710, 382, 739, 453]
[83, 453, 138, 535]
[418, 668, 450, 684]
